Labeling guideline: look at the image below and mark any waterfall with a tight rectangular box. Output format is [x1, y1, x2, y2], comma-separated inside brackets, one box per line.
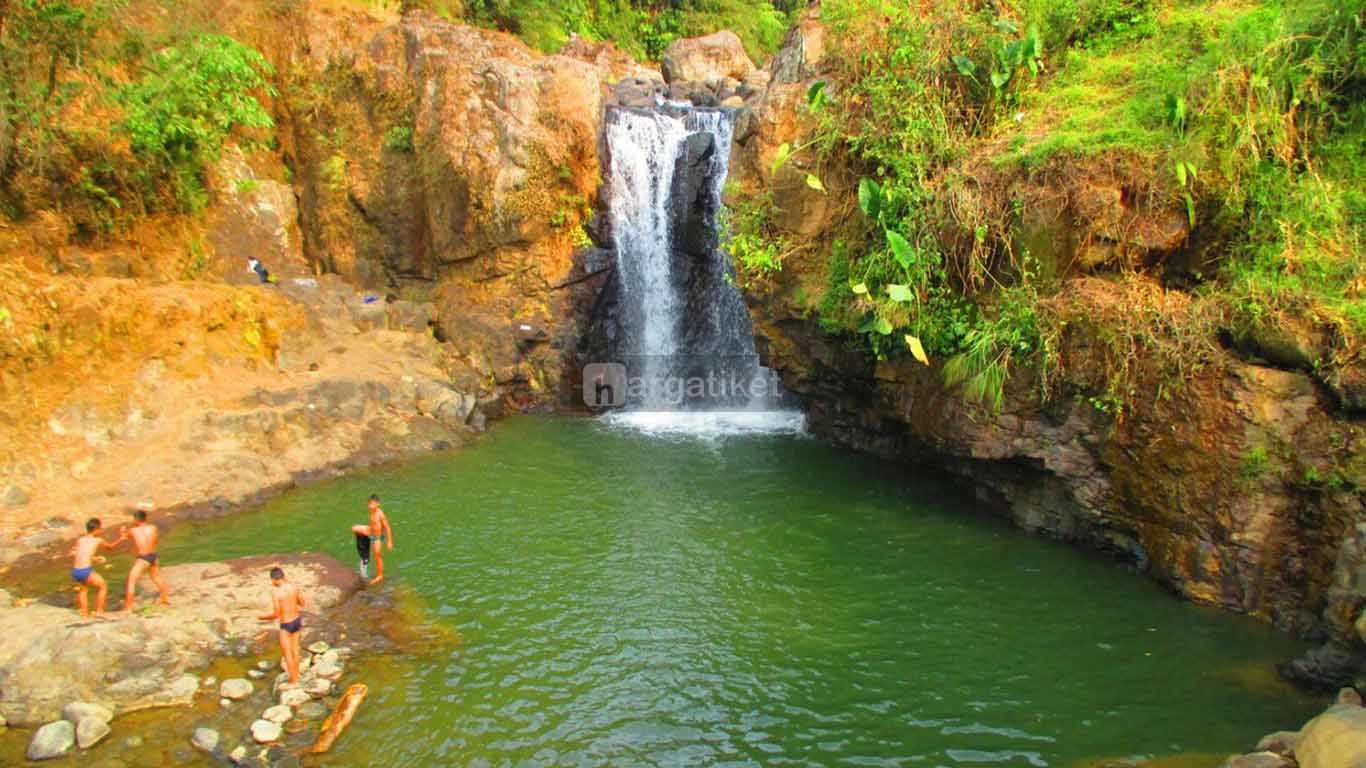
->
[600, 105, 803, 434]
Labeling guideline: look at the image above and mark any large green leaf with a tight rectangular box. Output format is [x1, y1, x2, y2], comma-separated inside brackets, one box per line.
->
[806, 80, 827, 109]
[990, 69, 1011, 89]
[857, 178, 881, 220]
[886, 230, 914, 270]
[770, 143, 791, 176]
[886, 283, 914, 303]
[951, 55, 976, 78]
[905, 334, 929, 365]
[872, 317, 893, 335]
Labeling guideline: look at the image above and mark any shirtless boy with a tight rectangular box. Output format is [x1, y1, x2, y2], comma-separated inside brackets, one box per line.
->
[70, 518, 116, 618]
[258, 567, 306, 684]
[116, 507, 170, 613]
[350, 494, 394, 585]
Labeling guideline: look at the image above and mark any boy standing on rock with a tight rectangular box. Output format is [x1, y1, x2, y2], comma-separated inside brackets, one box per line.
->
[70, 518, 116, 618]
[116, 505, 170, 613]
[350, 494, 394, 585]
[259, 566, 306, 684]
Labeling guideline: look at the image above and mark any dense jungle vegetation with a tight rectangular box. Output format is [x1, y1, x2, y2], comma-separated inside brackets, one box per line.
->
[731, 0, 1363, 414]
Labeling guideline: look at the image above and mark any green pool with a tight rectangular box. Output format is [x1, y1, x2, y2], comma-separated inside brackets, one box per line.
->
[42, 417, 1329, 765]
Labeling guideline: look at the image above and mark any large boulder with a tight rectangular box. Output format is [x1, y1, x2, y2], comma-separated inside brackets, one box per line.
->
[770, 6, 828, 84]
[208, 147, 306, 285]
[0, 554, 360, 726]
[1296, 704, 1366, 768]
[661, 31, 755, 84]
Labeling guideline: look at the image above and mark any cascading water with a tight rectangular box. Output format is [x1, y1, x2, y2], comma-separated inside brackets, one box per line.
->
[601, 105, 803, 435]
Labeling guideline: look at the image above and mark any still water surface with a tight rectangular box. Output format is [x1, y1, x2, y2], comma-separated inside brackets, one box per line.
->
[36, 417, 1326, 765]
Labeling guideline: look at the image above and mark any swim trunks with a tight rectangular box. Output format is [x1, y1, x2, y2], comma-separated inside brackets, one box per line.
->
[138, 552, 158, 564]
[280, 617, 303, 633]
[71, 567, 93, 583]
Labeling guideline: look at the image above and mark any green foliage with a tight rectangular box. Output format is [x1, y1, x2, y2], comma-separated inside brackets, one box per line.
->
[1241, 444, 1271, 479]
[383, 124, 415, 152]
[785, 0, 1365, 412]
[722, 184, 788, 283]
[0, 0, 108, 214]
[118, 34, 275, 212]
[456, 0, 787, 61]
[941, 262, 1055, 412]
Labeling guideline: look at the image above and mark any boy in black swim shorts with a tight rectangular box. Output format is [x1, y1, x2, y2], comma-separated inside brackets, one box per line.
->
[258, 566, 307, 683]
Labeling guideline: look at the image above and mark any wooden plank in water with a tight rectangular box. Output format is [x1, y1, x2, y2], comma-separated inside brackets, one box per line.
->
[307, 683, 369, 754]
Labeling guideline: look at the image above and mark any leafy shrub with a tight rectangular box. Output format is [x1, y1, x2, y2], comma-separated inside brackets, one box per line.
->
[384, 124, 415, 152]
[118, 34, 275, 212]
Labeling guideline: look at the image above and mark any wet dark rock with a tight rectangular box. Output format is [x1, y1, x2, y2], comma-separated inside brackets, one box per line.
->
[670, 132, 718, 261]
[1281, 643, 1366, 691]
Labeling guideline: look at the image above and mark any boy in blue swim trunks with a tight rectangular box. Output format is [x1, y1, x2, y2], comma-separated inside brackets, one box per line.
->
[258, 566, 306, 683]
[70, 518, 115, 618]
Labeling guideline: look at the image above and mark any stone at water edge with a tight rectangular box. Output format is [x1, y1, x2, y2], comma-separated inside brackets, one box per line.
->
[76, 716, 111, 749]
[229, 745, 247, 763]
[262, 704, 292, 724]
[1222, 753, 1293, 768]
[202, 676, 217, 688]
[220, 698, 233, 708]
[247, 669, 266, 679]
[280, 688, 311, 708]
[26, 720, 75, 761]
[250, 719, 283, 743]
[220, 678, 254, 700]
[1295, 703, 1366, 768]
[191, 727, 220, 752]
[305, 677, 333, 698]
[256, 660, 274, 671]
[1256, 730, 1300, 756]
[62, 701, 113, 724]
[308, 641, 330, 655]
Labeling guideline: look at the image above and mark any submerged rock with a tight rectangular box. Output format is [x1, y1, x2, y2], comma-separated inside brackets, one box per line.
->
[191, 727, 220, 752]
[262, 705, 292, 724]
[221, 679, 254, 701]
[27, 720, 75, 761]
[250, 719, 282, 744]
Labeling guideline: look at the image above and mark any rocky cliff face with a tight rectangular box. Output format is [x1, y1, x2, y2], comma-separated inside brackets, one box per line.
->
[717, 7, 1365, 686]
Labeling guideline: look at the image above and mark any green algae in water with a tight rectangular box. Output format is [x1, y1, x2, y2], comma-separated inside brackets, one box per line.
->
[15, 417, 1322, 766]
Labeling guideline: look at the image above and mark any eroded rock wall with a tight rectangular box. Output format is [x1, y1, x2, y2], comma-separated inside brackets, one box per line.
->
[720, 5, 1366, 685]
